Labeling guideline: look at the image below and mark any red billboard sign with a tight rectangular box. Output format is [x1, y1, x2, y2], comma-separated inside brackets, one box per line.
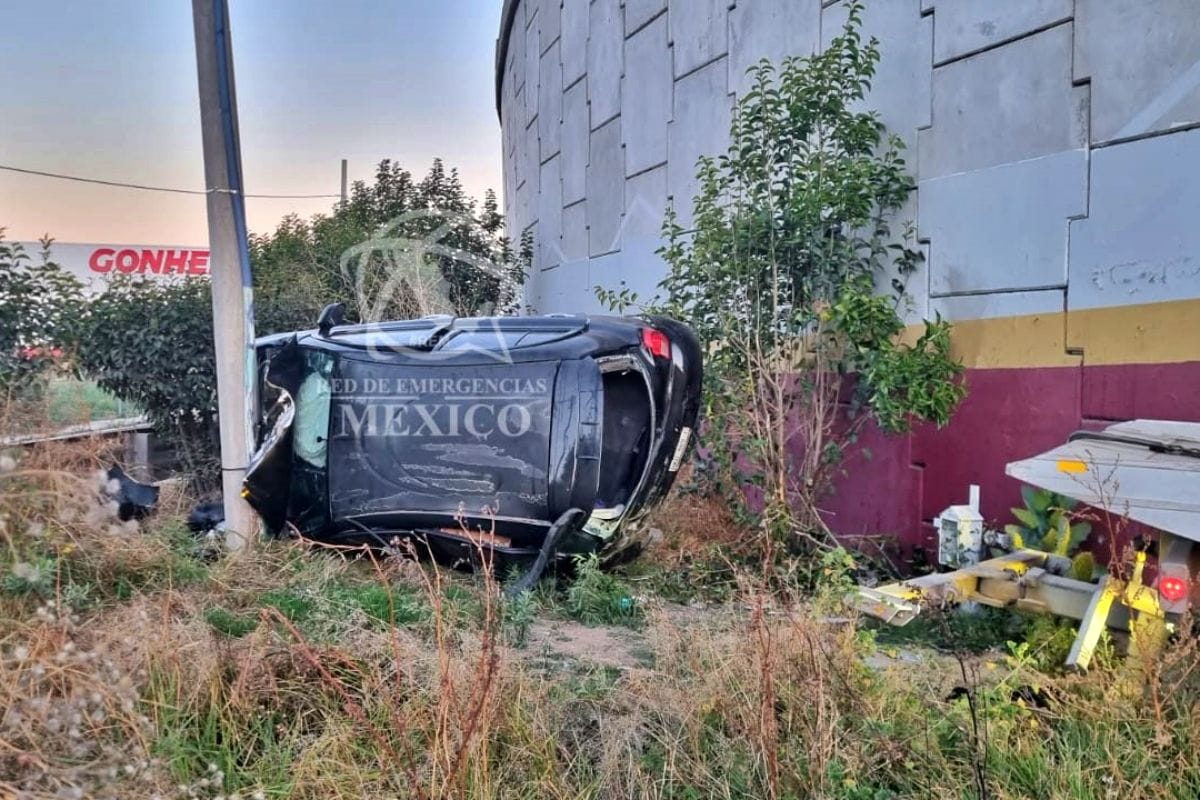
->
[86, 247, 210, 275]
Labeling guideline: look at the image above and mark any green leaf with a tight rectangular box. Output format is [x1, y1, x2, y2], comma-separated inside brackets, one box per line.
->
[1029, 487, 1054, 513]
[1020, 485, 1039, 510]
[1011, 508, 1040, 529]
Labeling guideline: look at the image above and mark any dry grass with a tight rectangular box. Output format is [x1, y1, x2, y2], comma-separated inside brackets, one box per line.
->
[2, 450, 1200, 799]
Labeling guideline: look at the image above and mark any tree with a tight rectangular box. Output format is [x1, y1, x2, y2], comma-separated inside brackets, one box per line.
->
[252, 159, 528, 328]
[653, 2, 965, 552]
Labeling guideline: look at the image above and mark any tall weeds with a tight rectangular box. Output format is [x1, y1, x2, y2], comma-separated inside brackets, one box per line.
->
[4, 454, 1200, 799]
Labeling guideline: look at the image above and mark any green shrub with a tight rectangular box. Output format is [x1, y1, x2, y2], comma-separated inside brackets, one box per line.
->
[1006, 485, 1092, 558]
[0, 233, 85, 398]
[566, 554, 642, 628]
[502, 589, 537, 647]
[605, 1, 966, 550]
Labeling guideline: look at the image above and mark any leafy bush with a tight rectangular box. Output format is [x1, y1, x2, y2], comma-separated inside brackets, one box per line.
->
[1005, 485, 1092, 557]
[566, 553, 642, 627]
[502, 589, 538, 647]
[76, 278, 220, 480]
[0, 232, 85, 399]
[648, 1, 965, 551]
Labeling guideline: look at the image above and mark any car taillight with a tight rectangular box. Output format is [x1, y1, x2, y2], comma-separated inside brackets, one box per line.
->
[642, 327, 670, 360]
[1159, 575, 1189, 604]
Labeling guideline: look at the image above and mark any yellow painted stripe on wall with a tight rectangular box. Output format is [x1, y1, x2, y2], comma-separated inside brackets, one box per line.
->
[904, 297, 1200, 370]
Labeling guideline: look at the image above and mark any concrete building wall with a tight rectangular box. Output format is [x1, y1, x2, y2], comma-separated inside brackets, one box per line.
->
[497, 0, 1200, 552]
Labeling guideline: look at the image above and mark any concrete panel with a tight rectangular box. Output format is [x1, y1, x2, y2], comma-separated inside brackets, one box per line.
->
[879, 192, 929, 325]
[536, 260, 597, 313]
[623, 163, 669, 247]
[626, 0, 666, 36]
[1075, 0, 1200, 142]
[729, 0, 820, 98]
[588, 0, 623, 127]
[560, 79, 589, 205]
[561, 201, 588, 263]
[561, 0, 588, 87]
[588, 118, 624, 256]
[921, 149, 1086, 295]
[586, 251, 621, 305]
[501, 91, 515, 160]
[514, 180, 532, 239]
[536, 156, 563, 270]
[667, 56, 732, 230]
[539, 41, 563, 162]
[932, 289, 1064, 322]
[610, 241, 668, 304]
[615, 165, 670, 305]
[539, 0, 561, 51]
[513, 85, 532, 189]
[524, 12, 541, 128]
[931, 0, 1073, 64]
[919, 23, 1086, 179]
[511, 2, 527, 94]
[590, 252, 644, 312]
[502, 157, 516, 223]
[671, 0, 729, 78]
[822, 0, 931, 154]
[1068, 128, 1200, 311]
[622, 14, 672, 176]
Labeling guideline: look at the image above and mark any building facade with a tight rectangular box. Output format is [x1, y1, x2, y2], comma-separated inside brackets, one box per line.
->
[496, 0, 1200, 551]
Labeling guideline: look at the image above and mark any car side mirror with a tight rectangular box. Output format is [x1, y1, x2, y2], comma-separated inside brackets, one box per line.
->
[316, 302, 345, 337]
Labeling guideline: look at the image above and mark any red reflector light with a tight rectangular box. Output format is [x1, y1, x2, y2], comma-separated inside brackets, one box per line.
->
[642, 328, 671, 360]
[1160, 576, 1189, 603]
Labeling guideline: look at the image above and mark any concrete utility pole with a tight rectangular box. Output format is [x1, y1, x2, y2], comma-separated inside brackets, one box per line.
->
[340, 159, 349, 205]
[192, 0, 259, 549]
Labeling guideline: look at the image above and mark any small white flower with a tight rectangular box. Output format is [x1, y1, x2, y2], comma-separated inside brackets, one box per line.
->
[0, 454, 17, 473]
[13, 646, 29, 661]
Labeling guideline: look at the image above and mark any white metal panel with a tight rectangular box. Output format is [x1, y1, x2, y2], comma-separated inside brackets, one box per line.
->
[1006, 420, 1200, 539]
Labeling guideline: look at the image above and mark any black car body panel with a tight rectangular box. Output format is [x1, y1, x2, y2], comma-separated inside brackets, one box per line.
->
[243, 313, 702, 561]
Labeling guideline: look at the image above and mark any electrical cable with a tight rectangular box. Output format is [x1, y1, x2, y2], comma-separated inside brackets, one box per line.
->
[0, 163, 340, 199]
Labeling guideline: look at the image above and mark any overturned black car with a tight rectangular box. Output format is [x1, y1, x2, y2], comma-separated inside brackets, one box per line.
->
[243, 306, 702, 576]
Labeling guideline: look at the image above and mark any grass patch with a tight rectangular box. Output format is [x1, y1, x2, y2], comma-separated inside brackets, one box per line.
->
[865, 604, 1025, 654]
[6, 459, 1200, 799]
[204, 606, 259, 638]
[565, 553, 643, 628]
[203, 578, 430, 640]
[45, 377, 136, 424]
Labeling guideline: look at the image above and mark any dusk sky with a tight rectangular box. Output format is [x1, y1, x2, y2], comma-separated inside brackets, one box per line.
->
[0, 1, 504, 245]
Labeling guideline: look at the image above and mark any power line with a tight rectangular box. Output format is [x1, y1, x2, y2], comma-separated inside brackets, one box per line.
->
[0, 163, 340, 199]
